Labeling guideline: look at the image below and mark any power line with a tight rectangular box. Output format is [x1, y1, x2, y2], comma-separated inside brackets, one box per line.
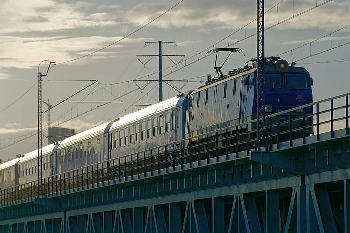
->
[0, 0, 334, 152]
[137, 41, 185, 101]
[0, 82, 151, 151]
[132, 0, 332, 83]
[278, 24, 350, 57]
[0, 82, 36, 115]
[57, 0, 185, 66]
[299, 57, 350, 65]
[295, 40, 350, 62]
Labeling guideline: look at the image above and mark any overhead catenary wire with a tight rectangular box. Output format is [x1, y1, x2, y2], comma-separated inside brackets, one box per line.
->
[0, 0, 335, 152]
[0, 82, 36, 115]
[57, 0, 185, 66]
[0, 82, 151, 151]
[131, 0, 333, 83]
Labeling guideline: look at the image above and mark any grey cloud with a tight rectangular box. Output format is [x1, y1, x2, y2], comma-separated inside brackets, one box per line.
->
[125, 0, 350, 31]
[23, 16, 49, 23]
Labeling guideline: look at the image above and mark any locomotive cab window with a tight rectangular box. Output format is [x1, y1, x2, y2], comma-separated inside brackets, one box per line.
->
[264, 74, 281, 89]
[285, 74, 309, 90]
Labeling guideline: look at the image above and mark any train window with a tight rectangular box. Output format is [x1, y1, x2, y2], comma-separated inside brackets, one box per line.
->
[147, 119, 152, 138]
[165, 112, 171, 133]
[224, 82, 227, 98]
[75, 147, 79, 160]
[141, 121, 146, 140]
[152, 117, 158, 137]
[97, 138, 100, 144]
[197, 92, 200, 108]
[205, 90, 208, 105]
[159, 114, 164, 134]
[135, 123, 140, 142]
[67, 147, 72, 162]
[124, 128, 129, 145]
[233, 79, 237, 96]
[90, 147, 95, 156]
[214, 86, 217, 103]
[119, 130, 124, 147]
[129, 134, 133, 144]
[80, 145, 83, 158]
[172, 110, 176, 130]
[113, 132, 117, 148]
[129, 125, 135, 144]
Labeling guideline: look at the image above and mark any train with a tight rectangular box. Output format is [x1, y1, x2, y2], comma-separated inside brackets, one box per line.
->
[0, 57, 313, 191]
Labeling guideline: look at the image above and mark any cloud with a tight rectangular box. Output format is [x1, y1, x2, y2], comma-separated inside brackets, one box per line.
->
[55, 119, 105, 132]
[0, 0, 119, 34]
[0, 119, 104, 139]
[0, 69, 10, 79]
[0, 36, 150, 69]
[126, 0, 350, 31]
[0, 126, 35, 135]
[5, 122, 22, 128]
[283, 34, 350, 46]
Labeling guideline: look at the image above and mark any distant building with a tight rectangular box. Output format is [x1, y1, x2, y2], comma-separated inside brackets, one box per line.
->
[48, 127, 75, 144]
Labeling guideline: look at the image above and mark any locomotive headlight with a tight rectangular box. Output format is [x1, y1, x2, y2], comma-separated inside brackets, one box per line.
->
[264, 105, 272, 112]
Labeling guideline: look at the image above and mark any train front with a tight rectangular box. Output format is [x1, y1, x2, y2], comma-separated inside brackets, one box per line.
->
[261, 58, 313, 138]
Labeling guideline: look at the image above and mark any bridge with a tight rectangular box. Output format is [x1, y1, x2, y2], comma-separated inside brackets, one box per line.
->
[0, 92, 349, 233]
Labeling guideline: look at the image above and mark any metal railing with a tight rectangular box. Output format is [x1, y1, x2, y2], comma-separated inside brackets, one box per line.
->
[0, 92, 349, 206]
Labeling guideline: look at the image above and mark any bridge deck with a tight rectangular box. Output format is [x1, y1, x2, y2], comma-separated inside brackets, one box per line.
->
[0, 92, 349, 233]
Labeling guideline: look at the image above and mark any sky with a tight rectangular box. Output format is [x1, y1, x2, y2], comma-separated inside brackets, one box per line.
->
[0, 0, 350, 160]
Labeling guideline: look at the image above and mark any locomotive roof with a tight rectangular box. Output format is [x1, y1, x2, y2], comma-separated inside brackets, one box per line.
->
[110, 95, 181, 131]
[20, 144, 56, 163]
[58, 122, 110, 148]
[191, 68, 255, 95]
[0, 157, 21, 170]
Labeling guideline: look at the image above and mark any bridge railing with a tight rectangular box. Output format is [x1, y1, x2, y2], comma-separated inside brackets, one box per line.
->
[0, 92, 349, 206]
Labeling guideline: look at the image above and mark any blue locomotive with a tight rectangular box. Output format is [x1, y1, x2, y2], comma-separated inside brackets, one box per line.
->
[0, 57, 313, 191]
[187, 56, 313, 150]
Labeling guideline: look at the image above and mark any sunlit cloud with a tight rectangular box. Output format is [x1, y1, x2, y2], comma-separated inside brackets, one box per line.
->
[55, 119, 105, 132]
[126, 0, 350, 31]
[0, 36, 150, 70]
[0, 0, 119, 34]
[283, 34, 350, 45]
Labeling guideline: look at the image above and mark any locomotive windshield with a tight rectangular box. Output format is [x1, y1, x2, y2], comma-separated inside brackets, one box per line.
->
[264, 73, 310, 90]
[264, 74, 281, 89]
[285, 74, 310, 90]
